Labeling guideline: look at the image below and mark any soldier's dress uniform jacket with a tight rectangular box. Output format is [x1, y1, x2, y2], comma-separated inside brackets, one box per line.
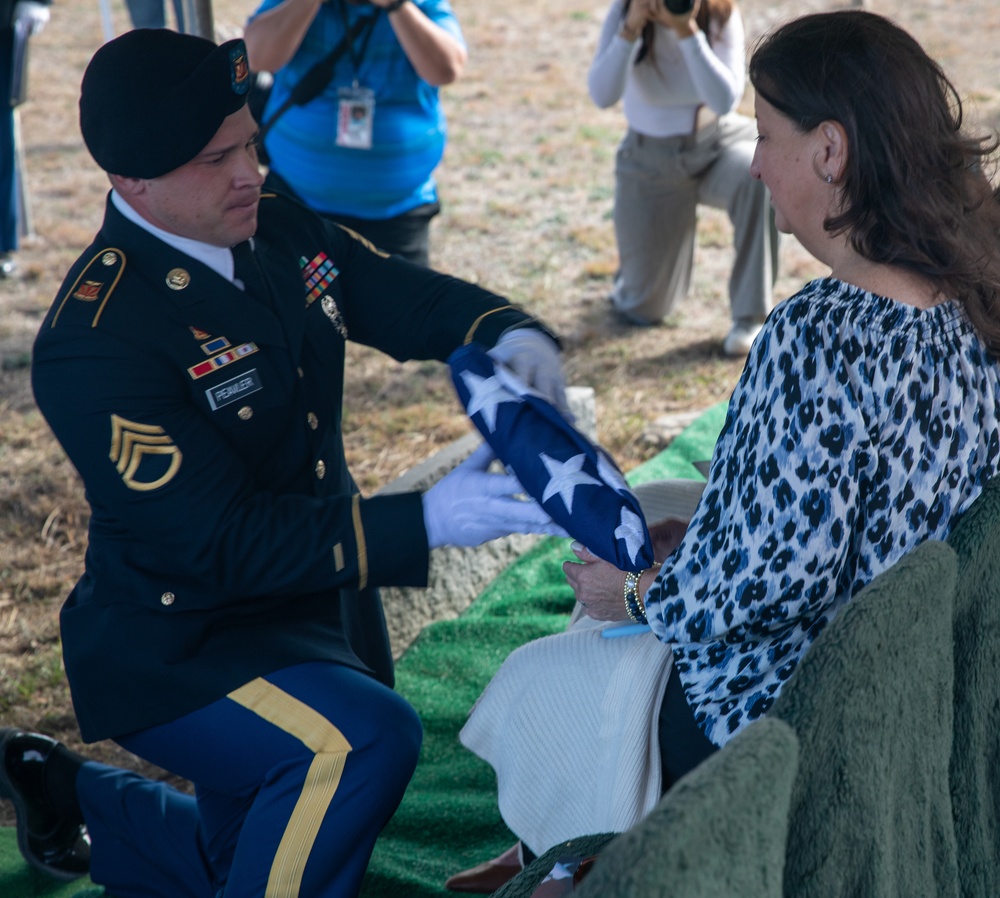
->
[32, 190, 541, 744]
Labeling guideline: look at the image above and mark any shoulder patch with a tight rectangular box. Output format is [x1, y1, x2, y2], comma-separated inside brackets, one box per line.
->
[51, 249, 126, 329]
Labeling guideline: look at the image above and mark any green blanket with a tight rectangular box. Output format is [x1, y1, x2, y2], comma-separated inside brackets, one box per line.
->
[0, 403, 728, 898]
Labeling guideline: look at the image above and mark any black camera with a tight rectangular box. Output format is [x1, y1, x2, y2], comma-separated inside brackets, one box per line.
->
[663, 0, 694, 13]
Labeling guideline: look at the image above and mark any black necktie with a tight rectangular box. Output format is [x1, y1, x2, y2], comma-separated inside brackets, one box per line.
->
[231, 240, 270, 303]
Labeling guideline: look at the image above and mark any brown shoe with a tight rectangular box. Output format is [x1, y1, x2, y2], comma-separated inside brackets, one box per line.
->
[446, 842, 523, 893]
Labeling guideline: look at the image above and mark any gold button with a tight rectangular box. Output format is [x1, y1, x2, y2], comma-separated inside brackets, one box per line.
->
[315, 459, 326, 479]
[166, 268, 191, 290]
[307, 412, 318, 430]
[101, 251, 118, 266]
[161, 591, 176, 606]
[238, 406, 253, 421]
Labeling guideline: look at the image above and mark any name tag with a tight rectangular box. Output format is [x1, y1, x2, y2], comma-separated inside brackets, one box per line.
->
[206, 368, 263, 410]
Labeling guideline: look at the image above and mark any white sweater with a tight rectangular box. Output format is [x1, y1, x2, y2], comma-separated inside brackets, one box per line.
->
[460, 617, 674, 854]
[587, 0, 747, 138]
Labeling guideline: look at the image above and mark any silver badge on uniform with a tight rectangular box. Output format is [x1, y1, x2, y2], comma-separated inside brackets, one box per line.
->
[321, 295, 348, 338]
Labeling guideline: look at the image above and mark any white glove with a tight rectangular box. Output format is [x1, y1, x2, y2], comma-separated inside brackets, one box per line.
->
[13, 1, 50, 35]
[487, 327, 571, 419]
[422, 442, 568, 549]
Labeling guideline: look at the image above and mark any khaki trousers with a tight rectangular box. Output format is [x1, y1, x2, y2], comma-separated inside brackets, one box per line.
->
[611, 114, 779, 327]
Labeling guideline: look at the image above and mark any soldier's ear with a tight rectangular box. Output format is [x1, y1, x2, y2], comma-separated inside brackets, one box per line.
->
[108, 173, 146, 197]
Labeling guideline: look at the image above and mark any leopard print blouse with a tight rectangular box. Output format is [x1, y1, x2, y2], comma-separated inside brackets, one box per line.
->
[645, 277, 1000, 746]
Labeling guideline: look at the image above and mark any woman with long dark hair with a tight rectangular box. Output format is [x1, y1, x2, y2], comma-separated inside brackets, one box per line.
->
[447, 11, 1000, 892]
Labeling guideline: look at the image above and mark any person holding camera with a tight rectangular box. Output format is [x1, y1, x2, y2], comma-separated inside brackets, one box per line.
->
[243, 0, 466, 267]
[589, 0, 778, 357]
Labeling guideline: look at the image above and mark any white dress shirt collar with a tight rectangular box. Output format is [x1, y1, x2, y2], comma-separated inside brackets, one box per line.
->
[111, 189, 242, 283]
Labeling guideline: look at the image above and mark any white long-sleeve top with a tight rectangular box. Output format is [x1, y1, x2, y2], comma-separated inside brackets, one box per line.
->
[587, 0, 746, 137]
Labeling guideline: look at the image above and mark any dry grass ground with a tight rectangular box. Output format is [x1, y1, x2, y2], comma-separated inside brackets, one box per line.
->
[0, 0, 998, 813]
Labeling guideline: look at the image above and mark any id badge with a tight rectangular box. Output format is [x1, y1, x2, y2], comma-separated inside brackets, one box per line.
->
[336, 86, 375, 149]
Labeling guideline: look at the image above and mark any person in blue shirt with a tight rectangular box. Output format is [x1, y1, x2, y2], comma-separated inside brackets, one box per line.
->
[244, 0, 466, 267]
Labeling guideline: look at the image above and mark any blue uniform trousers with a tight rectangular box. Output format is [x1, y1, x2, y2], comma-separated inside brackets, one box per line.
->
[75, 661, 422, 898]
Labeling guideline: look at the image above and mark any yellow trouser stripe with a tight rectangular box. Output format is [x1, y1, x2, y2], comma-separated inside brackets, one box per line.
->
[351, 494, 368, 590]
[229, 678, 353, 898]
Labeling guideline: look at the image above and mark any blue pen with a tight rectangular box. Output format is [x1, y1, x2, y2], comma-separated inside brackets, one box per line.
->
[601, 623, 650, 638]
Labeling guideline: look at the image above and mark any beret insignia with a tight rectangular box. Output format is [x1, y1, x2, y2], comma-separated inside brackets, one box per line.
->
[229, 45, 250, 95]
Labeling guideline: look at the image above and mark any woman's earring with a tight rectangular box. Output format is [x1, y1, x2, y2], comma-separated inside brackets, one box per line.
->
[825, 174, 833, 184]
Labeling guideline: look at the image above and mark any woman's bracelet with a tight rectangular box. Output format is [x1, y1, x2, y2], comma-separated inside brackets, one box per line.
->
[623, 571, 648, 624]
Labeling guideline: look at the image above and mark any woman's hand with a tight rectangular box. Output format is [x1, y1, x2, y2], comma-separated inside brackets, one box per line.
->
[563, 542, 631, 621]
[648, 0, 701, 37]
[619, 0, 653, 43]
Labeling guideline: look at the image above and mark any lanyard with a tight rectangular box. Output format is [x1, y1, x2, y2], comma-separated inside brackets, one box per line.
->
[258, 3, 380, 143]
[336, 0, 380, 82]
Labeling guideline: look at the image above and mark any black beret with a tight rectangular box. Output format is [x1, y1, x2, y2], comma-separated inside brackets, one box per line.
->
[80, 30, 251, 178]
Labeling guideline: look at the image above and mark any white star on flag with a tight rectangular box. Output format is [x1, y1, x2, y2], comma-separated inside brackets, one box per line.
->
[596, 450, 630, 494]
[615, 506, 647, 566]
[460, 369, 521, 432]
[540, 452, 602, 514]
[448, 340, 656, 571]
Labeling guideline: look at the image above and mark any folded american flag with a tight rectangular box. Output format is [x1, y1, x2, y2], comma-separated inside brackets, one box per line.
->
[448, 342, 654, 571]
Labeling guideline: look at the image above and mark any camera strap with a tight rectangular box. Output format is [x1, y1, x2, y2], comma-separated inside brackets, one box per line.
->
[258, 8, 380, 145]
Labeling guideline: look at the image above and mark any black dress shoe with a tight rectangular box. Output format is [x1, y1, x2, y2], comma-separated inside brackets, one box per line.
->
[0, 728, 91, 881]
